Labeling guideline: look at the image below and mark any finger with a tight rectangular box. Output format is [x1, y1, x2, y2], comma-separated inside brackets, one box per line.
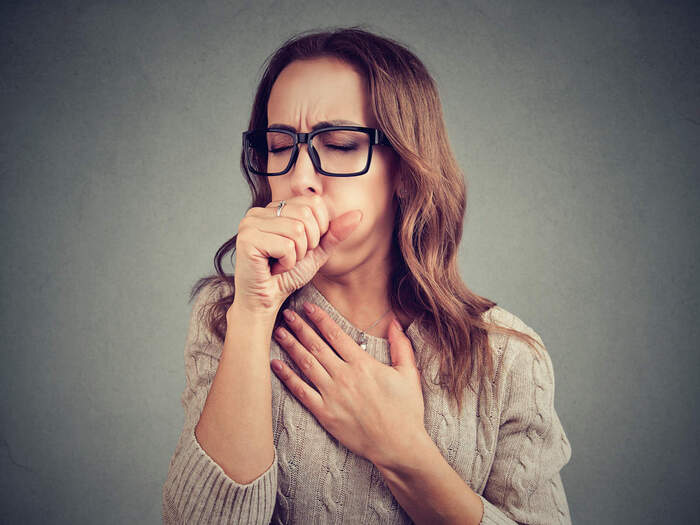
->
[280, 308, 344, 378]
[238, 228, 297, 271]
[303, 195, 329, 246]
[388, 317, 418, 372]
[263, 199, 322, 251]
[270, 357, 325, 416]
[318, 210, 363, 256]
[283, 196, 325, 249]
[301, 302, 366, 363]
[253, 215, 308, 266]
[273, 324, 334, 394]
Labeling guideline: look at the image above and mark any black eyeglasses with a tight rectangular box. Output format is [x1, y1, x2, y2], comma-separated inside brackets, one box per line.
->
[242, 125, 393, 177]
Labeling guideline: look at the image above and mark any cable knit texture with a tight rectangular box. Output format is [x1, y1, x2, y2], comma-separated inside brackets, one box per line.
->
[162, 280, 572, 524]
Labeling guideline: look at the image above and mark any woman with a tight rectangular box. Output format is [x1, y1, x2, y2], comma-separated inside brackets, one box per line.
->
[163, 26, 572, 525]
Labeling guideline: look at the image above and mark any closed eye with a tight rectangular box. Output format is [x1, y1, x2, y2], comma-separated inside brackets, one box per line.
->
[270, 146, 293, 154]
[325, 144, 358, 151]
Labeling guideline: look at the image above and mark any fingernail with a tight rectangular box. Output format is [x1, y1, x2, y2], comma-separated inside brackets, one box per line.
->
[275, 327, 286, 339]
[283, 309, 295, 322]
[393, 318, 402, 331]
[303, 302, 315, 314]
[271, 360, 282, 372]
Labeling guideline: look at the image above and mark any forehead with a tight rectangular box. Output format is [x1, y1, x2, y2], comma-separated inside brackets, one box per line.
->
[267, 56, 374, 128]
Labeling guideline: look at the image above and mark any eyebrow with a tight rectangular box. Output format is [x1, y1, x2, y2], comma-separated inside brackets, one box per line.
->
[267, 119, 364, 132]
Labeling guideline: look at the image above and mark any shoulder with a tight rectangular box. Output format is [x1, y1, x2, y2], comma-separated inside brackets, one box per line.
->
[481, 304, 540, 340]
[480, 305, 554, 394]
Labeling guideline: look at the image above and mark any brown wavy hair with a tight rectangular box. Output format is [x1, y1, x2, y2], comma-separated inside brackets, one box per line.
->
[189, 24, 544, 413]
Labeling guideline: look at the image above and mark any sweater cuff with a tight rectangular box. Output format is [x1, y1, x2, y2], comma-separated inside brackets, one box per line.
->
[478, 494, 517, 525]
[162, 426, 278, 524]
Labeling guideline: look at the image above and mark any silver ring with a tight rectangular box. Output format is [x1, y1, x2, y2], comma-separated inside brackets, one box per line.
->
[275, 200, 286, 217]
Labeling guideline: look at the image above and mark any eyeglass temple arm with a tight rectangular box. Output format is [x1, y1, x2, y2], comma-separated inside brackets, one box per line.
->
[376, 129, 392, 146]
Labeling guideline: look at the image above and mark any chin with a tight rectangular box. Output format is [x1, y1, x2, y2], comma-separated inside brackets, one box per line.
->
[317, 249, 357, 277]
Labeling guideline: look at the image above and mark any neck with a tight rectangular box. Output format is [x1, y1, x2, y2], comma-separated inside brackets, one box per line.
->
[311, 270, 396, 337]
[310, 215, 412, 336]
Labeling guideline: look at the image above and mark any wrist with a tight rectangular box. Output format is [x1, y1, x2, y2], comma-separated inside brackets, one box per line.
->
[226, 300, 279, 337]
[372, 429, 436, 476]
[229, 296, 279, 319]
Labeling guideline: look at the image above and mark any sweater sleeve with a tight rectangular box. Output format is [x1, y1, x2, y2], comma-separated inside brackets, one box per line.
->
[162, 282, 278, 524]
[479, 331, 573, 525]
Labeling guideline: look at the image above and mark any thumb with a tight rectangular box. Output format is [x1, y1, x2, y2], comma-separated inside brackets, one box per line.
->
[388, 317, 417, 371]
[317, 209, 363, 258]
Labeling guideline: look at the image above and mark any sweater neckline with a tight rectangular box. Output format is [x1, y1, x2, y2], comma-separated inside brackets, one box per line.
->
[291, 279, 427, 362]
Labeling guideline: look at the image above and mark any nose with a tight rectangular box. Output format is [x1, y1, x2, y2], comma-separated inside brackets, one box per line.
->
[288, 142, 323, 196]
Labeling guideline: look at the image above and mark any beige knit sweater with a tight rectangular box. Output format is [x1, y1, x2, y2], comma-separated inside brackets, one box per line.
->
[162, 280, 573, 524]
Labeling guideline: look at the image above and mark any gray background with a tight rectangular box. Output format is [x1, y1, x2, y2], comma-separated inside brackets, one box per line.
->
[1, 1, 698, 523]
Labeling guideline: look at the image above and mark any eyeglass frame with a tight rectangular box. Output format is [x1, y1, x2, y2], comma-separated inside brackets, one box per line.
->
[242, 125, 393, 177]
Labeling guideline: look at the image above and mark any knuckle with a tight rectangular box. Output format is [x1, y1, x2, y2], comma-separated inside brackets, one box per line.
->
[238, 217, 250, 231]
[355, 358, 372, 375]
[308, 342, 322, 355]
[300, 205, 313, 219]
[327, 326, 343, 343]
[285, 238, 295, 253]
[320, 409, 335, 428]
[244, 207, 262, 219]
[237, 228, 254, 245]
[300, 356, 314, 370]
[336, 371, 353, 389]
[293, 221, 305, 236]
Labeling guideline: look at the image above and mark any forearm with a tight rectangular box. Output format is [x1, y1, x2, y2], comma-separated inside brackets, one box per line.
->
[194, 301, 277, 484]
[375, 433, 484, 525]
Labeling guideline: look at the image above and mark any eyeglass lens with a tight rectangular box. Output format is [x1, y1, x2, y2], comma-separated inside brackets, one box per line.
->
[246, 130, 371, 175]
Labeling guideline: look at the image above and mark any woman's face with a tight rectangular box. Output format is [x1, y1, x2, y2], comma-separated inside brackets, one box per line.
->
[266, 56, 399, 276]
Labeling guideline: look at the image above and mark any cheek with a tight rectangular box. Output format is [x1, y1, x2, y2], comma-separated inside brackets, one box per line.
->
[346, 186, 391, 235]
[347, 160, 395, 222]
[371, 151, 398, 197]
[268, 178, 286, 200]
